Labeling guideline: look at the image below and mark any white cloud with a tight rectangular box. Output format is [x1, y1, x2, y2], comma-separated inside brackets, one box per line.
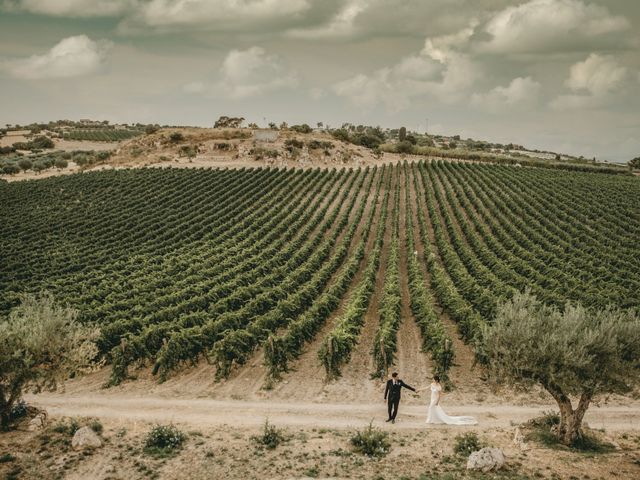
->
[2, 0, 132, 17]
[478, 0, 630, 54]
[471, 76, 541, 112]
[127, 0, 310, 30]
[332, 24, 482, 110]
[184, 47, 298, 100]
[565, 53, 627, 96]
[4, 35, 112, 79]
[550, 54, 630, 110]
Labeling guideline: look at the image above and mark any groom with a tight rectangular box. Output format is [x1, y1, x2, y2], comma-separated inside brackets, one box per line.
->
[384, 372, 416, 424]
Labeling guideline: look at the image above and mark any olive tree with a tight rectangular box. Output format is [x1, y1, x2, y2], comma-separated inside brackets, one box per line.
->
[481, 291, 640, 446]
[0, 293, 100, 430]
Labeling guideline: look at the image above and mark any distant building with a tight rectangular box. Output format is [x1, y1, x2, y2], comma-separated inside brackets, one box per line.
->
[253, 130, 279, 142]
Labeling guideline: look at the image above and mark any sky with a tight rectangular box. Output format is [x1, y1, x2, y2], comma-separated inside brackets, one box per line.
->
[0, 0, 639, 162]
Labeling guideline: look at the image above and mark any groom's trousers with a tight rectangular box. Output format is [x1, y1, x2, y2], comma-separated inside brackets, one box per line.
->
[388, 396, 400, 420]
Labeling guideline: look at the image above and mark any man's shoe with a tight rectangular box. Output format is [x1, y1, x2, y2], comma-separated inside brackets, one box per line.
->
[391, 419, 395, 424]
[385, 418, 392, 422]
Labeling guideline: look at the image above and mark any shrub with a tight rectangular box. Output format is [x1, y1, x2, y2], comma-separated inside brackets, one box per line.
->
[453, 432, 483, 457]
[30, 136, 54, 149]
[17, 159, 32, 171]
[145, 124, 160, 135]
[252, 420, 286, 450]
[169, 132, 184, 143]
[2, 164, 20, 175]
[284, 138, 304, 152]
[54, 158, 68, 169]
[350, 422, 390, 457]
[53, 418, 80, 436]
[290, 124, 312, 134]
[144, 424, 186, 455]
[0, 292, 99, 430]
[9, 400, 28, 420]
[89, 419, 103, 434]
[396, 140, 414, 154]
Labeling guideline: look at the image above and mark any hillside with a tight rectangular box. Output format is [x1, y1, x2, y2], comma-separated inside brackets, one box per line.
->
[1, 125, 632, 183]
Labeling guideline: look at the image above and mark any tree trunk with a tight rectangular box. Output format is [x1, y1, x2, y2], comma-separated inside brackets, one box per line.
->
[547, 386, 592, 446]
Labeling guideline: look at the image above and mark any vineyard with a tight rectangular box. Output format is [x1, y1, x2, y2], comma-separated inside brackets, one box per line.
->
[62, 129, 144, 142]
[1, 162, 638, 388]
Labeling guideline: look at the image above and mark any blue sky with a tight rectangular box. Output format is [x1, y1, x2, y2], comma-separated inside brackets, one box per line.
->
[1, 0, 639, 161]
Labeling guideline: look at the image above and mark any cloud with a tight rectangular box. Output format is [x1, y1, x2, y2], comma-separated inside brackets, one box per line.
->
[551, 54, 630, 110]
[565, 53, 628, 95]
[332, 25, 481, 110]
[471, 76, 541, 112]
[288, 0, 367, 39]
[477, 0, 631, 54]
[184, 47, 298, 99]
[2, 0, 133, 17]
[4, 35, 112, 79]
[123, 0, 312, 31]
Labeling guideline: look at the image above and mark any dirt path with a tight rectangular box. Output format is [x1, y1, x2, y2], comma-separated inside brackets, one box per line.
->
[27, 393, 639, 432]
[394, 164, 431, 389]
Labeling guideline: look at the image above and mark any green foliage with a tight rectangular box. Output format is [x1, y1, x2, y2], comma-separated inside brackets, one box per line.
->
[453, 432, 483, 457]
[169, 132, 185, 143]
[396, 140, 414, 154]
[2, 163, 20, 175]
[54, 158, 68, 169]
[398, 126, 407, 142]
[252, 420, 286, 450]
[17, 159, 32, 171]
[52, 418, 80, 436]
[629, 157, 640, 169]
[63, 129, 142, 142]
[144, 424, 187, 455]
[482, 291, 640, 445]
[0, 293, 99, 429]
[350, 422, 390, 457]
[290, 124, 312, 134]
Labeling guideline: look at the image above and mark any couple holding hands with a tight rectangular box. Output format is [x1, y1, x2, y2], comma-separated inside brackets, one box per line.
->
[384, 372, 477, 425]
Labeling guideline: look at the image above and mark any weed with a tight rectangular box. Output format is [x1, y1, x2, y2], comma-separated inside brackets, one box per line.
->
[350, 421, 391, 458]
[252, 420, 286, 450]
[453, 432, 483, 457]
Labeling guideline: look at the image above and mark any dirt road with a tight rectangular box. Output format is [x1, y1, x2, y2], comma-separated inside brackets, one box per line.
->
[28, 394, 639, 432]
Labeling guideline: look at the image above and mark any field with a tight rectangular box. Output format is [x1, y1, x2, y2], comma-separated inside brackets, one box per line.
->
[2, 159, 640, 479]
[1, 161, 638, 386]
[62, 128, 144, 142]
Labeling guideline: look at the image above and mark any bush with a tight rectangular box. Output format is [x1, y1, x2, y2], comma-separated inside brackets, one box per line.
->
[53, 418, 80, 436]
[453, 432, 483, 457]
[54, 158, 68, 169]
[284, 138, 304, 152]
[252, 420, 286, 450]
[17, 159, 32, 171]
[144, 424, 186, 455]
[73, 154, 89, 167]
[290, 124, 312, 134]
[350, 422, 390, 457]
[9, 400, 28, 420]
[169, 132, 185, 143]
[0, 292, 99, 430]
[396, 140, 415, 154]
[30, 136, 54, 149]
[2, 164, 20, 175]
[89, 419, 103, 434]
[145, 124, 160, 135]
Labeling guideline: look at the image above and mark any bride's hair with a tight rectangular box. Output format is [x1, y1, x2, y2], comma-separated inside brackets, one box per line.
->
[433, 375, 440, 382]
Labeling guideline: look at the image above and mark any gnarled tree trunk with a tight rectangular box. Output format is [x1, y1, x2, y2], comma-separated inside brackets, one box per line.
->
[547, 385, 593, 445]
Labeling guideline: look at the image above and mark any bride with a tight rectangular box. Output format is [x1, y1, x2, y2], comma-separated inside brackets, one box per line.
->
[418, 375, 477, 425]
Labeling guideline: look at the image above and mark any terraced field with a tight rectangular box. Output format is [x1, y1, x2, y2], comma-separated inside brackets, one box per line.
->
[1, 161, 638, 389]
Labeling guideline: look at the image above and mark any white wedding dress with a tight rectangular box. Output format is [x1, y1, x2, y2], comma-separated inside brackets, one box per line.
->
[426, 384, 477, 425]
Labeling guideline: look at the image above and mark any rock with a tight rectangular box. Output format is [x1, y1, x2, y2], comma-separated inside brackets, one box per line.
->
[466, 447, 505, 472]
[513, 427, 530, 451]
[28, 413, 47, 431]
[71, 427, 102, 450]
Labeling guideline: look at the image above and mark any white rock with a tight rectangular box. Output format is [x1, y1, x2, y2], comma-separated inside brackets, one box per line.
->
[71, 427, 102, 450]
[466, 447, 505, 472]
[27, 413, 47, 431]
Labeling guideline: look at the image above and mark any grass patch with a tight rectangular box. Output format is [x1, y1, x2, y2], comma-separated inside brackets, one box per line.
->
[350, 422, 391, 458]
[453, 432, 483, 457]
[144, 424, 187, 458]
[252, 420, 286, 450]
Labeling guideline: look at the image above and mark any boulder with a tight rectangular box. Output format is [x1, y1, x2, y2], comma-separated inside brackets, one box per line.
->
[466, 447, 505, 472]
[27, 412, 47, 431]
[71, 426, 102, 450]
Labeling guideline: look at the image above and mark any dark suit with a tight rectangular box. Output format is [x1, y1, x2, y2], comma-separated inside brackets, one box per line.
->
[384, 379, 415, 420]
